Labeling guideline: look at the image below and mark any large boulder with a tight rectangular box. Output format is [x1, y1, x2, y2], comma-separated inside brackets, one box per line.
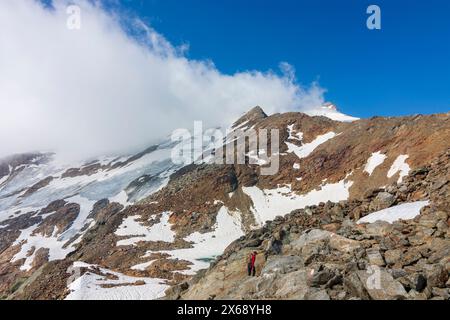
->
[384, 249, 403, 266]
[291, 229, 360, 257]
[370, 192, 396, 211]
[357, 269, 408, 300]
[366, 249, 386, 267]
[362, 221, 394, 236]
[422, 264, 448, 288]
[272, 270, 309, 299]
[261, 255, 303, 275]
[343, 272, 370, 300]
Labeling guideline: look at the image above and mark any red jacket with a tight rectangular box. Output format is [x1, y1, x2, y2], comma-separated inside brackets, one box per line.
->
[249, 253, 256, 267]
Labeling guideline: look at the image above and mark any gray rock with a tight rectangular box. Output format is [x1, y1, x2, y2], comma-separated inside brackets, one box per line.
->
[307, 267, 335, 287]
[243, 238, 263, 248]
[389, 269, 407, 279]
[401, 248, 422, 266]
[305, 289, 330, 300]
[357, 269, 408, 300]
[423, 264, 448, 288]
[261, 255, 303, 275]
[436, 220, 448, 232]
[418, 215, 439, 228]
[371, 192, 396, 211]
[364, 221, 394, 236]
[384, 249, 403, 266]
[273, 270, 309, 299]
[407, 290, 428, 300]
[400, 273, 427, 292]
[432, 287, 449, 299]
[366, 249, 386, 267]
[428, 239, 450, 263]
[343, 272, 370, 300]
[431, 177, 448, 191]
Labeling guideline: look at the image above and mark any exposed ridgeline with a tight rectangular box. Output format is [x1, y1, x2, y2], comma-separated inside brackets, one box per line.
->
[0, 108, 449, 300]
[167, 150, 450, 300]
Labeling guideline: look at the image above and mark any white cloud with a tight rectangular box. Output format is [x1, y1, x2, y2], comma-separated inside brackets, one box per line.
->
[0, 0, 326, 160]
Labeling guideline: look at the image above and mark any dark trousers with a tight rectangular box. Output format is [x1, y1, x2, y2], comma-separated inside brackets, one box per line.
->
[247, 263, 256, 276]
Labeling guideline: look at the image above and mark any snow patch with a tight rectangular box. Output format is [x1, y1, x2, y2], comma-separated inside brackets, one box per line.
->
[109, 191, 129, 206]
[364, 152, 387, 176]
[10, 195, 96, 271]
[387, 155, 411, 183]
[65, 262, 168, 300]
[243, 178, 353, 226]
[116, 212, 175, 246]
[358, 201, 429, 224]
[159, 207, 244, 274]
[286, 132, 338, 159]
[287, 124, 303, 141]
[11, 225, 75, 271]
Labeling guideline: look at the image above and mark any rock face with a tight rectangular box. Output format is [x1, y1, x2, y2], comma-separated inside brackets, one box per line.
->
[0, 108, 449, 300]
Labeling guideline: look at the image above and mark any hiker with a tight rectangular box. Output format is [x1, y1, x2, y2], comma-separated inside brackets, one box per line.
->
[247, 251, 257, 276]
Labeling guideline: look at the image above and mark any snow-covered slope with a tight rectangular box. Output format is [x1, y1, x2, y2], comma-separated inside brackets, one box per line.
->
[0, 141, 182, 271]
[305, 103, 360, 122]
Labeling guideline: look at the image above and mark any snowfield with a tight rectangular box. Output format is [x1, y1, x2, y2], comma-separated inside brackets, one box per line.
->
[11, 224, 76, 272]
[357, 201, 429, 224]
[243, 178, 354, 226]
[0, 141, 182, 272]
[159, 206, 244, 274]
[115, 212, 175, 246]
[65, 262, 168, 300]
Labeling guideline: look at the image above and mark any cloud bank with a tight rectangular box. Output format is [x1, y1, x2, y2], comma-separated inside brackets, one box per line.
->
[0, 0, 326, 160]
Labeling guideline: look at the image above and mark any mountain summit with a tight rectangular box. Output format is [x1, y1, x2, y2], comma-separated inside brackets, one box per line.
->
[305, 102, 360, 122]
[232, 105, 268, 129]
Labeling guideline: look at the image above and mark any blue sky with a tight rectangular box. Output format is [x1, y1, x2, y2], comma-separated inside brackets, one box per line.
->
[110, 0, 450, 118]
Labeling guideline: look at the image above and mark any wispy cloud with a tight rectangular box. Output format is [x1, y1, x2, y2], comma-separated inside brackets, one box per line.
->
[0, 0, 326, 160]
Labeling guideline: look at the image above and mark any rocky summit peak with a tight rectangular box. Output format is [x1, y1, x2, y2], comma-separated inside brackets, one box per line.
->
[232, 106, 268, 128]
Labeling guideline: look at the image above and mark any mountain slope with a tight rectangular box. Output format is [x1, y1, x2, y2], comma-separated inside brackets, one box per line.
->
[168, 150, 449, 300]
[0, 108, 449, 300]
